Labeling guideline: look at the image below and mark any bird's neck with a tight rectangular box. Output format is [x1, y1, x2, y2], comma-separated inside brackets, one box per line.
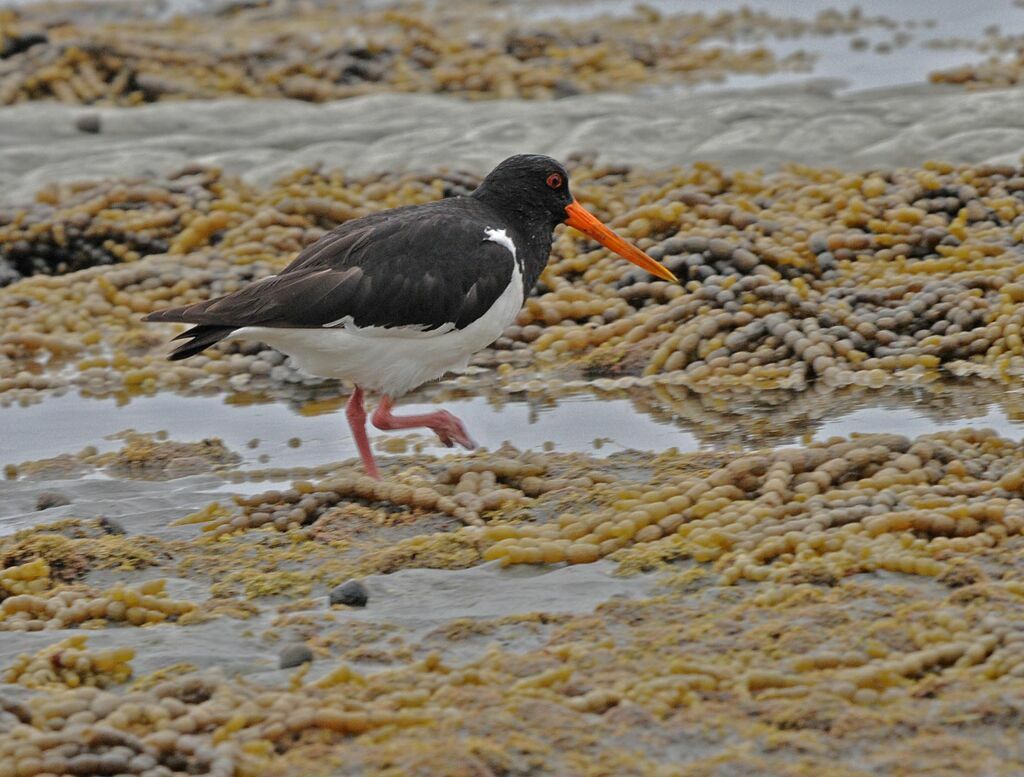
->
[471, 194, 558, 291]
[513, 216, 558, 291]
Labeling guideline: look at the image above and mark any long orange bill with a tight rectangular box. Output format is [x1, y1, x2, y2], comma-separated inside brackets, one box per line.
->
[563, 199, 678, 283]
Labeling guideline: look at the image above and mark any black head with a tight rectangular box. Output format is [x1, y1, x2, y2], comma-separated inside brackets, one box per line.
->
[471, 153, 679, 284]
[471, 154, 573, 228]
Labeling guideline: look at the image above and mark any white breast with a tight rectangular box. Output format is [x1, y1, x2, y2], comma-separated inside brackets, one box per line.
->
[233, 227, 523, 396]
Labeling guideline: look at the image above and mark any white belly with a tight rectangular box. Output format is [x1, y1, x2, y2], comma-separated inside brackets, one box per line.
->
[234, 270, 523, 397]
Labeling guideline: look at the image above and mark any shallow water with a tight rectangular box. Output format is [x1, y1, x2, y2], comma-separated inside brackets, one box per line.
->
[3, 0, 1015, 93]
[530, 0, 1022, 93]
[4, 379, 1023, 470]
[0, 388, 692, 468]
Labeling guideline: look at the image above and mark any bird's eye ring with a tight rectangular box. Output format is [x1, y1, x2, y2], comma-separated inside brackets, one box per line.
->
[546, 173, 563, 189]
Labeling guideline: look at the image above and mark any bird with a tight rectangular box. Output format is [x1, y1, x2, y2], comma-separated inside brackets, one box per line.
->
[145, 154, 677, 479]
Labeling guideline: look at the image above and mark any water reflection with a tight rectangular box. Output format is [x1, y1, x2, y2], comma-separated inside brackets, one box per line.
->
[3, 376, 1023, 470]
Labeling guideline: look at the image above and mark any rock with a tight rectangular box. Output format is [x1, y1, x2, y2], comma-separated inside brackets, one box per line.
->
[659, 236, 688, 256]
[708, 238, 734, 261]
[732, 248, 760, 272]
[329, 579, 368, 607]
[35, 491, 70, 510]
[278, 644, 314, 669]
[680, 235, 710, 253]
[75, 113, 102, 134]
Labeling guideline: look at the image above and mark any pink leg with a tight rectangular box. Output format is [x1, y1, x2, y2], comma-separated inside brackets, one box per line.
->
[345, 386, 380, 480]
[371, 395, 476, 450]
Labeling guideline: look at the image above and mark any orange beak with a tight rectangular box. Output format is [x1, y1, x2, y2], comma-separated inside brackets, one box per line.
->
[563, 200, 677, 283]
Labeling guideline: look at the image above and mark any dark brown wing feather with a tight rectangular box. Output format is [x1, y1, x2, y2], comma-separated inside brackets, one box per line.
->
[146, 199, 518, 338]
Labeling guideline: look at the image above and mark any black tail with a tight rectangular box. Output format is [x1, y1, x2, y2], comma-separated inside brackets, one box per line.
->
[167, 325, 236, 361]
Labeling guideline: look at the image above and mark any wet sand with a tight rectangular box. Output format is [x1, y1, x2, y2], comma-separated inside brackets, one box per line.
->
[5, 83, 1024, 203]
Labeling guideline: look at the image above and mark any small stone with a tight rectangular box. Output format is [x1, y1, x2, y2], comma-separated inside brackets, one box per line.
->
[708, 239, 734, 261]
[732, 248, 759, 272]
[659, 236, 688, 256]
[680, 235, 709, 253]
[75, 113, 102, 134]
[278, 644, 314, 669]
[35, 491, 70, 510]
[329, 579, 368, 607]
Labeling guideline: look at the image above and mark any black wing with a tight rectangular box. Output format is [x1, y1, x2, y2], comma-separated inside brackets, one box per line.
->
[145, 199, 517, 333]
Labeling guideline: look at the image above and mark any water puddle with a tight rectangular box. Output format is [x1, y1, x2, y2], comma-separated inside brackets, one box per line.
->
[4, 380, 1024, 471]
[527, 0, 1020, 94]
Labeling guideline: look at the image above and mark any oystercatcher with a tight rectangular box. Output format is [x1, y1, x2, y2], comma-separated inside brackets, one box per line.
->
[146, 154, 676, 478]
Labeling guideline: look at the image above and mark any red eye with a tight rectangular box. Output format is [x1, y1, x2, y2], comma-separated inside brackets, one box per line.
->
[546, 173, 563, 189]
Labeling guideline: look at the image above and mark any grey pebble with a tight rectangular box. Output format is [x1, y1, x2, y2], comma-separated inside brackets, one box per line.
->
[35, 491, 70, 511]
[707, 238, 734, 261]
[659, 236, 687, 256]
[329, 579, 368, 607]
[279, 643, 314, 669]
[75, 113, 102, 134]
[808, 232, 829, 254]
[732, 248, 759, 272]
[681, 235, 709, 253]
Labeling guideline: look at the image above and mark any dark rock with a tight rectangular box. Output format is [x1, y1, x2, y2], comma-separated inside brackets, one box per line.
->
[35, 491, 70, 511]
[278, 644, 314, 669]
[329, 579, 368, 607]
[75, 113, 102, 134]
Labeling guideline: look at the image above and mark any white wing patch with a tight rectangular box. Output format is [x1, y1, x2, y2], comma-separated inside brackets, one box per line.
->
[484, 227, 518, 264]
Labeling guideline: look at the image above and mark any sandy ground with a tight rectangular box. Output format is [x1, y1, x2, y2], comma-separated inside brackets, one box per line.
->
[3, 82, 1024, 203]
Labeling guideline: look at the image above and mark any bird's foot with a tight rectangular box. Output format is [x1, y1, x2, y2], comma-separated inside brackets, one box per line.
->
[371, 396, 476, 451]
[429, 411, 476, 450]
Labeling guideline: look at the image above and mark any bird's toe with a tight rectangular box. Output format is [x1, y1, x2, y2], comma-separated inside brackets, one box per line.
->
[432, 412, 475, 450]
